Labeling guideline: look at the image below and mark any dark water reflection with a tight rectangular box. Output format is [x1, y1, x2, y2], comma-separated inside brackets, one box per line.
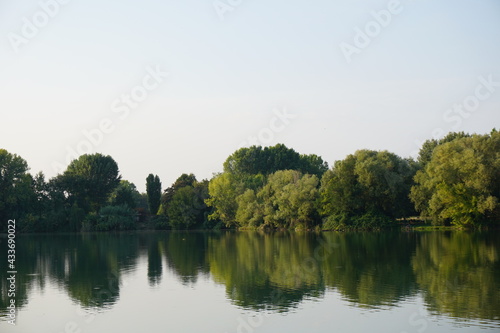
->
[411, 231, 500, 322]
[0, 230, 499, 326]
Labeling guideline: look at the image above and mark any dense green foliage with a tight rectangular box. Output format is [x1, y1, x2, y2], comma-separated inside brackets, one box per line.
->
[207, 170, 320, 230]
[1, 130, 498, 232]
[0, 149, 31, 228]
[158, 174, 211, 229]
[223, 144, 328, 177]
[319, 149, 418, 230]
[416, 131, 471, 168]
[207, 144, 328, 230]
[205, 173, 244, 227]
[208, 147, 418, 231]
[146, 174, 162, 215]
[236, 170, 320, 229]
[57, 153, 121, 213]
[0, 153, 136, 232]
[410, 130, 500, 226]
[84, 205, 136, 231]
[109, 180, 141, 209]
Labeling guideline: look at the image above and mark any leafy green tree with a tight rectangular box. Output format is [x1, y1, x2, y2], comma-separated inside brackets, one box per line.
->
[158, 173, 196, 215]
[41, 176, 74, 232]
[251, 170, 319, 229]
[206, 173, 240, 226]
[146, 174, 161, 215]
[0, 149, 33, 230]
[138, 192, 150, 211]
[68, 203, 85, 232]
[209, 145, 326, 228]
[213, 170, 319, 229]
[159, 174, 209, 229]
[223, 144, 328, 177]
[59, 153, 121, 213]
[417, 131, 470, 168]
[320, 150, 417, 229]
[299, 153, 329, 177]
[410, 131, 500, 226]
[235, 189, 264, 228]
[85, 205, 136, 231]
[31, 172, 49, 219]
[206, 173, 265, 227]
[167, 186, 200, 229]
[109, 180, 140, 209]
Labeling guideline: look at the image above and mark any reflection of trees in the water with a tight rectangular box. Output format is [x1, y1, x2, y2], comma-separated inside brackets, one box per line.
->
[64, 233, 140, 308]
[1, 231, 499, 322]
[207, 232, 325, 311]
[321, 232, 419, 308]
[412, 231, 500, 321]
[0, 233, 141, 317]
[0, 234, 41, 318]
[163, 232, 210, 285]
[147, 237, 163, 286]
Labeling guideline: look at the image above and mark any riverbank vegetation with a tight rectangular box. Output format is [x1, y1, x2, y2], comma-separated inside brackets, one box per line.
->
[0, 129, 498, 232]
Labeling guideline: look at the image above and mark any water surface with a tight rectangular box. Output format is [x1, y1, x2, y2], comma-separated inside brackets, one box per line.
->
[1, 230, 499, 332]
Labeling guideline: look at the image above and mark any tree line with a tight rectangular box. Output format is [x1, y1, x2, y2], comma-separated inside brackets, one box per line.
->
[0, 129, 498, 232]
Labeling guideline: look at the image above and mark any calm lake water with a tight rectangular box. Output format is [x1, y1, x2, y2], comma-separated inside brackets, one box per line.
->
[1, 230, 499, 332]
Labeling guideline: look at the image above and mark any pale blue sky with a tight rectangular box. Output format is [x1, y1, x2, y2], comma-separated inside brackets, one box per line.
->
[1, 0, 499, 192]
